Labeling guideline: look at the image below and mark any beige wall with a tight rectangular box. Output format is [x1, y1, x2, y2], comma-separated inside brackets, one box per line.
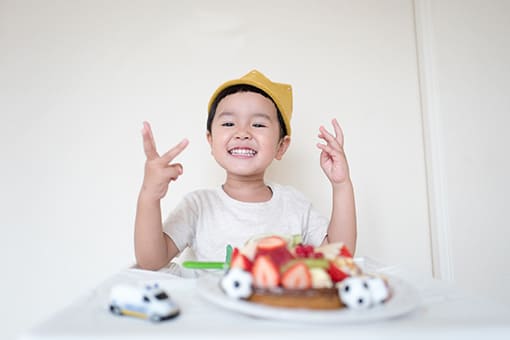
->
[418, 0, 510, 301]
[2, 0, 507, 338]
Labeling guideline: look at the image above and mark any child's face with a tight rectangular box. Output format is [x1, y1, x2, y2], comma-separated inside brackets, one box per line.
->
[207, 91, 290, 179]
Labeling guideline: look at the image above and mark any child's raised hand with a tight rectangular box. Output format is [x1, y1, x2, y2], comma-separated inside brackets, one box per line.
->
[141, 121, 189, 200]
[317, 119, 350, 186]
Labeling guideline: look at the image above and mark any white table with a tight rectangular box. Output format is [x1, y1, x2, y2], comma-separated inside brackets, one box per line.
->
[21, 259, 510, 340]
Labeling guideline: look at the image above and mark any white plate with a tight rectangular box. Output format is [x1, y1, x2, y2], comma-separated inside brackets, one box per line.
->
[197, 274, 421, 323]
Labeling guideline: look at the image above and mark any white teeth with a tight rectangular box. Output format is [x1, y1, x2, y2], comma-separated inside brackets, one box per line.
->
[230, 148, 256, 156]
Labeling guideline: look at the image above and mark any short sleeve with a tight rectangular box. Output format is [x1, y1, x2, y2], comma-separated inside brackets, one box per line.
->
[162, 194, 198, 252]
[302, 203, 329, 246]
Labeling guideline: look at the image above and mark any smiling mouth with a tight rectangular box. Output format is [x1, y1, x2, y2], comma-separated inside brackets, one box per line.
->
[228, 148, 257, 157]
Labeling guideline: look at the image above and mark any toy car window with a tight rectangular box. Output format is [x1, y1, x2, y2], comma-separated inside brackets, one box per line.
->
[143, 296, 150, 303]
[155, 292, 169, 300]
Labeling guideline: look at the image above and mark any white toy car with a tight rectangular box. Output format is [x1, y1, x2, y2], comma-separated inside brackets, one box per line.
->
[109, 283, 180, 321]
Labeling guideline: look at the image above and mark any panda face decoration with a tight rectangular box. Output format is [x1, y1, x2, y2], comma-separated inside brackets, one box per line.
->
[366, 276, 390, 304]
[338, 277, 374, 309]
[220, 268, 253, 299]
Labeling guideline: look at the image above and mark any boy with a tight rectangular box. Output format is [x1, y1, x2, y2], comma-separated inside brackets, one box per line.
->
[134, 70, 356, 270]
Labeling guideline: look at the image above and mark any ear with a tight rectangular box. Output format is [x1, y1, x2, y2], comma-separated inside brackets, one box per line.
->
[206, 131, 212, 146]
[275, 136, 291, 160]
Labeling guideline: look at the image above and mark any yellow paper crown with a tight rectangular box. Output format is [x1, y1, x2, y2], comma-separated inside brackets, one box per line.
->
[208, 70, 293, 136]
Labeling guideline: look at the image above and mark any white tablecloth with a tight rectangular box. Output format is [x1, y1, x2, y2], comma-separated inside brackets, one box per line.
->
[21, 258, 510, 340]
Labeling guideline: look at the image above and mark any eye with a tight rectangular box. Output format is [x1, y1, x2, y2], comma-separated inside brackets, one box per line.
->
[252, 123, 267, 128]
[221, 122, 234, 127]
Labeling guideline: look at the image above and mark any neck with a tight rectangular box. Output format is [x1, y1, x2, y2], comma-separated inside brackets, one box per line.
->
[222, 177, 272, 202]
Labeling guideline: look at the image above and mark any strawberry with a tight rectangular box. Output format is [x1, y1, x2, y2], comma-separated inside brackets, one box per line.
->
[281, 262, 312, 289]
[339, 245, 353, 258]
[256, 236, 287, 250]
[255, 236, 295, 267]
[230, 247, 253, 271]
[327, 261, 349, 283]
[252, 255, 280, 289]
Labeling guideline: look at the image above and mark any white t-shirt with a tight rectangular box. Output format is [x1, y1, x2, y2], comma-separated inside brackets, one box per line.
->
[163, 183, 329, 262]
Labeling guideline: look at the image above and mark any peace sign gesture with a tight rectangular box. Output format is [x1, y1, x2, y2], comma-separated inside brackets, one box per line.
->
[317, 119, 351, 187]
[141, 121, 189, 200]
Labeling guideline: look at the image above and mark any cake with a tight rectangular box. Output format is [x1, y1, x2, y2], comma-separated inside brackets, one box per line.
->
[220, 234, 390, 310]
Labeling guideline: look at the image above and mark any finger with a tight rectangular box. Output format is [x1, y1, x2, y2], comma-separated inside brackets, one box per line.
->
[161, 138, 189, 164]
[318, 126, 342, 151]
[317, 142, 344, 160]
[331, 119, 344, 147]
[165, 163, 184, 180]
[145, 121, 159, 151]
[141, 121, 159, 160]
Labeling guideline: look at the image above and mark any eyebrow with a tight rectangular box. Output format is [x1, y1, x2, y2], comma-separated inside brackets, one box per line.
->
[217, 112, 272, 120]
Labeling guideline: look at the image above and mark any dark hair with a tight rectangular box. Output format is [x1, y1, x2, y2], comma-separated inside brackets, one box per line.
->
[207, 84, 287, 139]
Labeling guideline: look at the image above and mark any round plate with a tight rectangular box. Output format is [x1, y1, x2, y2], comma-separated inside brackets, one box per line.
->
[197, 274, 421, 323]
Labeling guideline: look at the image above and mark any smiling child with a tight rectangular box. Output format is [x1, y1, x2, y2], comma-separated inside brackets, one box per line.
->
[134, 70, 356, 270]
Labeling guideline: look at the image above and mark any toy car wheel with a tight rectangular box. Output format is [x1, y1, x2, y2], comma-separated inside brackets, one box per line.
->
[109, 305, 122, 315]
[149, 314, 162, 322]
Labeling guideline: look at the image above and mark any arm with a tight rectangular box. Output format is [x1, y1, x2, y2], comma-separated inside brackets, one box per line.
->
[316, 119, 357, 253]
[134, 121, 189, 270]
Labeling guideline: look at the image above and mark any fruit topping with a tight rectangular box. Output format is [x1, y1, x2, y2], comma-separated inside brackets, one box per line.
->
[230, 248, 253, 271]
[339, 245, 353, 258]
[281, 262, 312, 289]
[254, 236, 295, 267]
[294, 243, 314, 258]
[256, 235, 287, 250]
[220, 234, 392, 310]
[280, 258, 329, 273]
[327, 261, 350, 283]
[252, 255, 280, 289]
[309, 267, 334, 288]
[294, 243, 326, 259]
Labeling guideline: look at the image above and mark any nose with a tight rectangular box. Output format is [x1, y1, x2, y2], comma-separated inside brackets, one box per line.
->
[236, 134, 250, 140]
[235, 126, 251, 140]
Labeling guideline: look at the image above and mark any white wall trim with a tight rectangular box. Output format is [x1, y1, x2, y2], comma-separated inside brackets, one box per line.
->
[413, 0, 454, 281]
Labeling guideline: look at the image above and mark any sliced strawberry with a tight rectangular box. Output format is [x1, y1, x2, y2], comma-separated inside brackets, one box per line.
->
[256, 236, 287, 250]
[231, 247, 239, 260]
[327, 261, 349, 283]
[281, 262, 312, 289]
[230, 248, 253, 271]
[339, 245, 353, 258]
[252, 255, 280, 289]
